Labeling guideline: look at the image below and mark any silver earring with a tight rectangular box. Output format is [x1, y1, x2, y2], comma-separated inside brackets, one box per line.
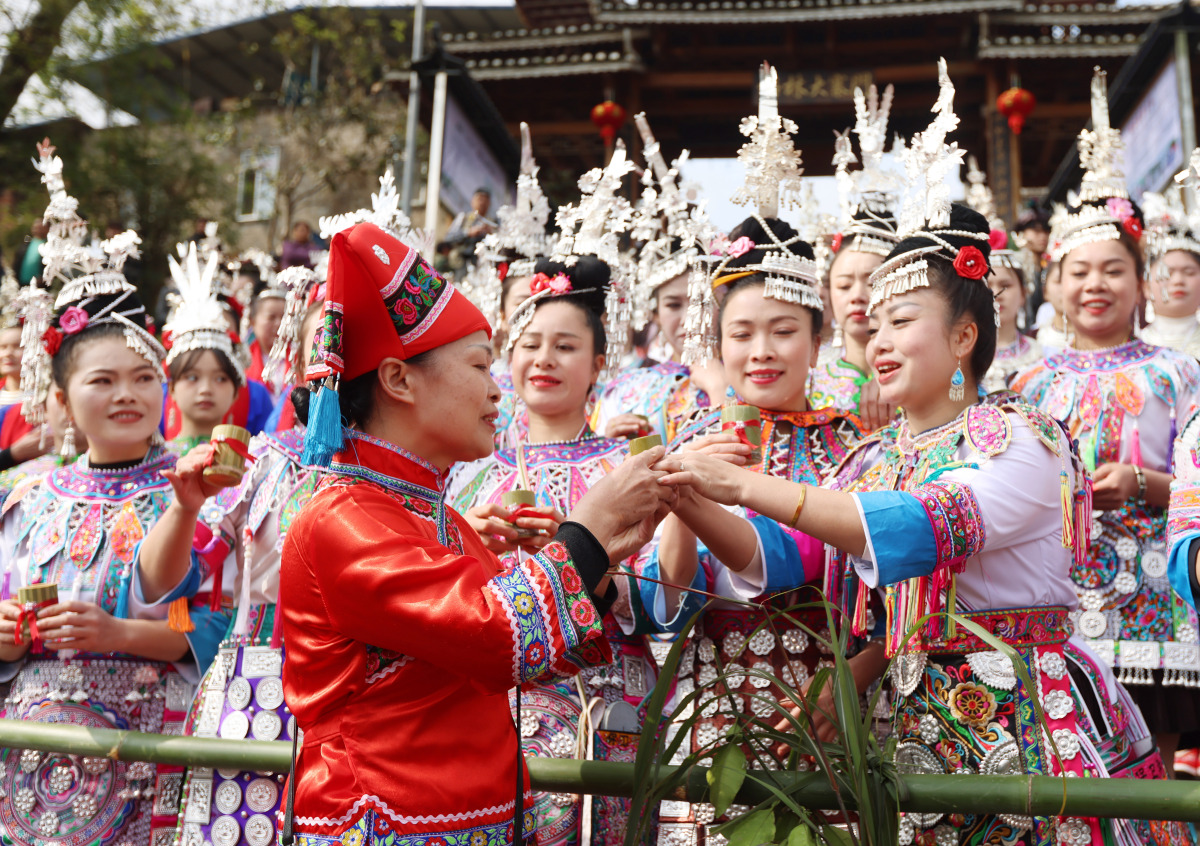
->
[949, 359, 965, 402]
[832, 321, 843, 349]
[60, 421, 76, 460]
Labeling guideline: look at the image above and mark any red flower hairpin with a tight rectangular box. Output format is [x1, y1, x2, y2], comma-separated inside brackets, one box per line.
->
[529, 272, 572, 295]
[953, 246, 988, 280]
[41, 327, 62, 356]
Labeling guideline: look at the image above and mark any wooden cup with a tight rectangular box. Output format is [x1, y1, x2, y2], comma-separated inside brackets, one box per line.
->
[502, 489, 540, 537]
[721, 404, 762, 464]
[629, 434, 663, 456]
[203, 424, 253, 487]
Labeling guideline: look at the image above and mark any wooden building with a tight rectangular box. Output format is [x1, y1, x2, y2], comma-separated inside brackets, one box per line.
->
[443, 0, 1193, 222]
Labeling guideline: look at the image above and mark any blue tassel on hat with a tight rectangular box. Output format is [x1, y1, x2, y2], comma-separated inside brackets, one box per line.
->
[302, 377, 344, 467]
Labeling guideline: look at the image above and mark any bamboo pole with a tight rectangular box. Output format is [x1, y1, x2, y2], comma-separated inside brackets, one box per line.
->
[2, 720, 1199, 822]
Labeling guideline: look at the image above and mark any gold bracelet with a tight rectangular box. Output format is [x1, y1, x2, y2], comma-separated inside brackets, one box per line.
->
[790, 484, 808, 528]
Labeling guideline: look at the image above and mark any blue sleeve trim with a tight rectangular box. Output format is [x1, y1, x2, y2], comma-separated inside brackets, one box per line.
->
[133, 539, 204, 604]
[749, 514, 810, 593]
[856, 490, 939, 587]
[641, 547, 707, 633]
[185, 606, 233, 678]
[1169, 532, 1200, 614]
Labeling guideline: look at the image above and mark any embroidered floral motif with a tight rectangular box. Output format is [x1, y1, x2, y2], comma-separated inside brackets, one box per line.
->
[910, 482, 986, 570]
[963, 405, 1011, 457]
[385, 261, 446, 331]
[947, 681, 998, 728]
[365, 645, 411, 685]
[559, 565, 582, 593]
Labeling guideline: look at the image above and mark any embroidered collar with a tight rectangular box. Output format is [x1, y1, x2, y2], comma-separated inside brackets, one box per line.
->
[331, 430, 447, 498]
[44, 446, 174, 501]
[1050, 339, 1154, 373]
[894, 408, 969, 456]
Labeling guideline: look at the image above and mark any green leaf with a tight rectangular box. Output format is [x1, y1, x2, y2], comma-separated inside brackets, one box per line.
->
[787, 823, 818, 846]
[820, 825, 854, 846]
[707, 743, 748, 817]
[723, 809, 776, 846]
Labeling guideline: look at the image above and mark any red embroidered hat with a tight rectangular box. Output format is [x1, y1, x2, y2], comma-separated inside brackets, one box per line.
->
[309, 221, 491, 383]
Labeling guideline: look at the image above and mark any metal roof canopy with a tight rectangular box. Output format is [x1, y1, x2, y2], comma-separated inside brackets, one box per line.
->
[1044, 0, 1200, 204]
[398, 25, 521, 179]
[67, 4, 522, 118]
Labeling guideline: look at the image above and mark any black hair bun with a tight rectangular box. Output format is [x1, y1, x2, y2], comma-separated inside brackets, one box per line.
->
[850, 206, 897, 230]
[725, 216, 816, 267]
[885, 203, 992, 271]
[532, 254, 610, 317]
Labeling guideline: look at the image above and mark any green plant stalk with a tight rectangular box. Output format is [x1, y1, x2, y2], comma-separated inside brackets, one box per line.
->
[3, 722, 1199, 822]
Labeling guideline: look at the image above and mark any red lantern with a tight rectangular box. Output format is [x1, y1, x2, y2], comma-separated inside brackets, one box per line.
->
[590, 100, 627, 144]
[997, 87, 1036, 135]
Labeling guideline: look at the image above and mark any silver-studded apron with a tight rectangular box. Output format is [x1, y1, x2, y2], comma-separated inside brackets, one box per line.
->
[173, 610, 290, 846]
[0, 450, 191, 846]
[513, 615, 655, 846]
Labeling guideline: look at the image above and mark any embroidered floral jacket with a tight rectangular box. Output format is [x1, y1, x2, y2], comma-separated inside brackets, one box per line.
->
[280, 435, 613, 843]
[1013, 340, 1200, 684]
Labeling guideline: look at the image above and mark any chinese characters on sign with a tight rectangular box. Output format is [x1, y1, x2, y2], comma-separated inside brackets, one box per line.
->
[777, 70, 874, 104]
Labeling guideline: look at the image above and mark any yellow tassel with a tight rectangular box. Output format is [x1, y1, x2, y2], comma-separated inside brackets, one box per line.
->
[1059, 470, 1075, 550]
[946, 575, 957, 640]
[168, 597, 195, 634]
[852, 580, 870, 636]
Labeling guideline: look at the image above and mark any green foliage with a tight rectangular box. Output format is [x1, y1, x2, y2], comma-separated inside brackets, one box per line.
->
[623, 591, 1074, 846]
[708, 744, 748, 818]
[624, 596, 898, 846]
[69, 116, 229, 308]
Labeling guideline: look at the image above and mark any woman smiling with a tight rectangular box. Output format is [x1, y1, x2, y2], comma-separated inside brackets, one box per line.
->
[279, 222, 674, 846]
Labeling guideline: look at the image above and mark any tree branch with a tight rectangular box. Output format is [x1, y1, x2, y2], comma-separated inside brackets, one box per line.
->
[0, 0, 90, 128]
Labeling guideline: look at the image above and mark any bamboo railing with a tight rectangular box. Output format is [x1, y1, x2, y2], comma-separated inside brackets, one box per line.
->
[2, 719, 1199, 821]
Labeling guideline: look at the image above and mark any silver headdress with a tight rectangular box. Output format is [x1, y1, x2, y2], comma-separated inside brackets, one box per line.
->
[833, 84, 902, 259]
[319, 166, 427, 254]
[1139, 149, 1200, 296]
[164, 241, 246, 386]
[34, 139, 91, 291]
[465, 123, 553, 326]
[681, 63, 821, 368]
[22, 141, 165, 425]
[964, 155, 1020, 274]
[0, 270, 21, 331]
[1048, 68, 1140, 262]
[18, 280, 53, 427]
[630, 112, 715, 334]
[263, 265, 321, 394]
[868, 59, 989, 315]
[793, 182, 838, 279]
[508, 141, 636, 378]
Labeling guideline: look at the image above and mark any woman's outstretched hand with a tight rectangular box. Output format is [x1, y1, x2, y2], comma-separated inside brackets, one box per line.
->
[570, 446, 677, 563]
[654, 450, 749, 507]
[161, 444, 225, 512]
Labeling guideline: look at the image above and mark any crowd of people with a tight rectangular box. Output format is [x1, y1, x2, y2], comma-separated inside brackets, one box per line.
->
[0, 58, 1197, 846]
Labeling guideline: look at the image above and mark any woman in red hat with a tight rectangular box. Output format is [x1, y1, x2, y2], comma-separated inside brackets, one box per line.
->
[249, 222, 672, 846]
